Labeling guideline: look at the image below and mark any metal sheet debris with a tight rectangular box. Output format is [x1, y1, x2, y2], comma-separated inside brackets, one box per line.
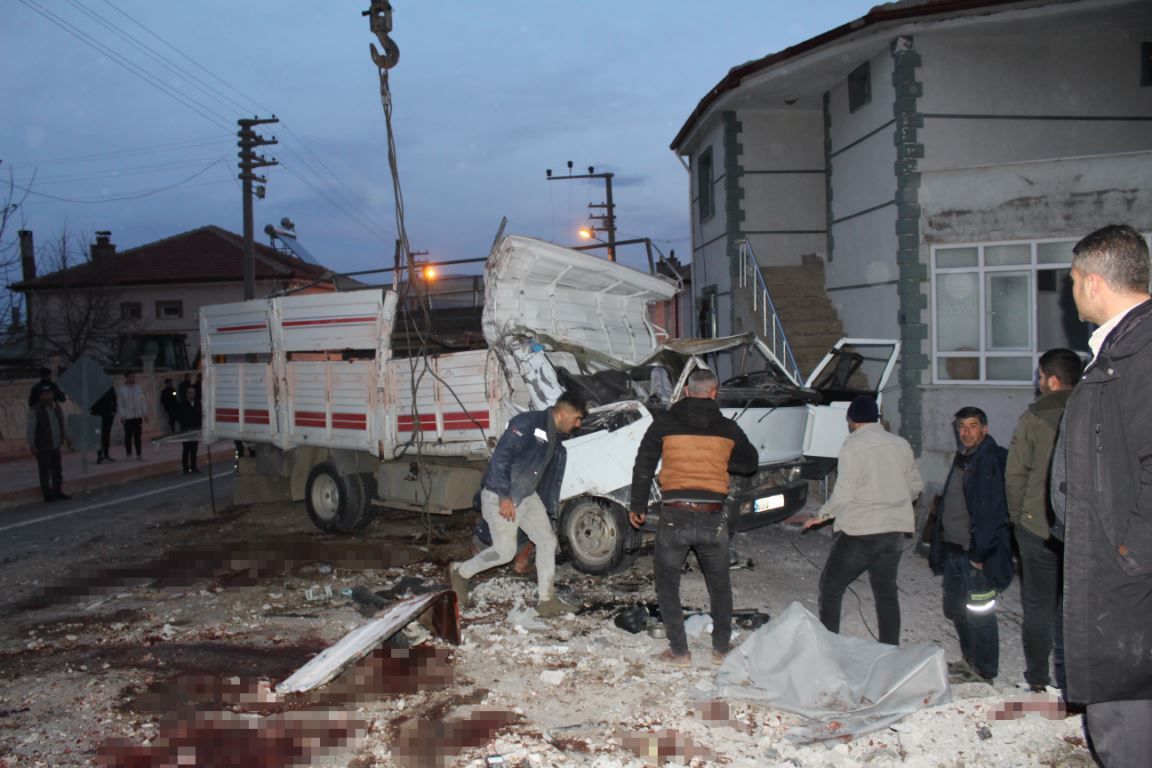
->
[276, 589, 459, 694]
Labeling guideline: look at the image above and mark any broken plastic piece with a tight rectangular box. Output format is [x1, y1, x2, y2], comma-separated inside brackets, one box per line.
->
[304, 584, 333, 602]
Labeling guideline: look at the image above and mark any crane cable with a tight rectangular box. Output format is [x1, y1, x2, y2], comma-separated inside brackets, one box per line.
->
[367, 2, 490, 540]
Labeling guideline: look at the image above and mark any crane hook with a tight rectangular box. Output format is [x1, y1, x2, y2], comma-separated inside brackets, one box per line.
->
[363, 0, 400, 70]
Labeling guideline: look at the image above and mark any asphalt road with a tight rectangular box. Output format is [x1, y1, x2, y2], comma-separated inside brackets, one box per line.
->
[0, 469, 235, 564]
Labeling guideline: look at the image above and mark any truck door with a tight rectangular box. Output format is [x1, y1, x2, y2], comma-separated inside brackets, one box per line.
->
[802, 339, 900, 461]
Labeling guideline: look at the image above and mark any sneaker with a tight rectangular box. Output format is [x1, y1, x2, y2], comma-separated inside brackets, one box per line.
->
[712, 646, 733, 665]
[536, 597, 575, 618]
[656, 648, 692, 667]
[947, 660, 972, 674]
[55, 492, 71, 501]
[449, 564, 469, 608]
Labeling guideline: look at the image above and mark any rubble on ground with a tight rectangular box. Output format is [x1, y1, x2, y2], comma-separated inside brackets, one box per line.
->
[0, 501, 1094, 767]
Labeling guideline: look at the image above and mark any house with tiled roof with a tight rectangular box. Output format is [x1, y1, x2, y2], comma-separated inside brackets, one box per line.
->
[670, 0, 1152, 479]
[11, 225, 339, 367]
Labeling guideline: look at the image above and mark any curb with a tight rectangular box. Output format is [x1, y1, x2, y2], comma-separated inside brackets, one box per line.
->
[0, 447, 235, 509]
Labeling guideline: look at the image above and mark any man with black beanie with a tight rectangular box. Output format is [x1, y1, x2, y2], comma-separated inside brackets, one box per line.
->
[804, 395, 923, 645]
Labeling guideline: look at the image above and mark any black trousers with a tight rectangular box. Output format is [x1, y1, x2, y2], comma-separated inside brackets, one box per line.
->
[1015, 527, 1062, 688]
[36, 448, 63, 500]
[181, 440, 199, 472]
[97, 412, 115, 457]
[818, 531, 904, 645]
[123, 418, 143, 457]
[653, 505, 731, 656]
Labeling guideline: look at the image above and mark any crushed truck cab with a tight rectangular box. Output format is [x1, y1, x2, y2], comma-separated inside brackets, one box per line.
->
[201, 235, 898, 574]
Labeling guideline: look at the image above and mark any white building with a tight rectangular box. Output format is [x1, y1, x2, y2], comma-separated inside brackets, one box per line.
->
[670, 0, 1152, 477]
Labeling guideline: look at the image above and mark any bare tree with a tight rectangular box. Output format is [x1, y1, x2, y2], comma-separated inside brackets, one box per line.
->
[26, 229, 131, 365]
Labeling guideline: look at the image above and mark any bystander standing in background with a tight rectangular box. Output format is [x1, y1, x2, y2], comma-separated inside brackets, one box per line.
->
[1005, 348, 1082, 693]
[27, 383, 70, 502]
[930, 406, 1012, 685]
[117, 372, 148, 461]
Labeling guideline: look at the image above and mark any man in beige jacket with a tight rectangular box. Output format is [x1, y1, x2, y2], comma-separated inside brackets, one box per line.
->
[804, 395, 923, 645]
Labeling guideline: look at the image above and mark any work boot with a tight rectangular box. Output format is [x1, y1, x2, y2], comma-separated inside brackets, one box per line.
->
[712, 645, 733, 666]
[449, 564, 469, 608]
[535, 596, 574, 618]
[656, 648, 692, 667]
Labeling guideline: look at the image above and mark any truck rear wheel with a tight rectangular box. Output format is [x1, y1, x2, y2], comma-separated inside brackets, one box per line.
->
[304, 463, 372, 533]
[560, 497, 637, 575]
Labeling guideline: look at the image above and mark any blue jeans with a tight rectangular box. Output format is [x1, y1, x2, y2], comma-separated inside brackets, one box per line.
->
[942, 547, 1000, 679]
[653, 505, 731, 656]
[819, 531, 904, 645]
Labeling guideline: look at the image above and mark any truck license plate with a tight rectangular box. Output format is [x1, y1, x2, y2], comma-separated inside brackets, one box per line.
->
[754, 495, 784, 513]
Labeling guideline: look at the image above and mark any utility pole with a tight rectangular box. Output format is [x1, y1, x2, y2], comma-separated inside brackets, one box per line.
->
[237, 116, 279, 299]
[546, 162, 617, 262]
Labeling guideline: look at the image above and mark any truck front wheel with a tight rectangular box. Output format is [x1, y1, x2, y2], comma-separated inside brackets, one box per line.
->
[304, 463, 371, 533]
[559, 497, 637, 575]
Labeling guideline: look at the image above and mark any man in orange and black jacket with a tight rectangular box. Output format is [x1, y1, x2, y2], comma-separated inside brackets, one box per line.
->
[629, 368, 758, 666]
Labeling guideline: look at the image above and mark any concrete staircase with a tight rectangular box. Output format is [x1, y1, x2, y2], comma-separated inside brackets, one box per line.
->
[760, 256, 845, 380]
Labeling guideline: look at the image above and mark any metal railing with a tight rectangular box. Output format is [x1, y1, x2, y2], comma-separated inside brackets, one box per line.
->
[737, 239, 803, 386]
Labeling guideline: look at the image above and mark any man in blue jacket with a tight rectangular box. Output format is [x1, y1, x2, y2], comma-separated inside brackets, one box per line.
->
[930, 406, 1012, 684]
[450, 391, 586, 617]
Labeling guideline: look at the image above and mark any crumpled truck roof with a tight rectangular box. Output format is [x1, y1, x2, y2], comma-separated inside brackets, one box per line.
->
[483, 235, 679, 366]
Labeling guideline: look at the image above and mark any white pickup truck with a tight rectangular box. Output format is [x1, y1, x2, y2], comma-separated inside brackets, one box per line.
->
[200, 235, 898, 573]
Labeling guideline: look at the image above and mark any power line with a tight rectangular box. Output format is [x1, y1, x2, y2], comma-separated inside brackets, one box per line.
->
[27, 156, 229, 185]
[6, 137, 231, 169]
[280, 162, 392, 242]
[13, 160, 229, 203]
[98, 0, 389, 238]
[101, 0, 274, 114]
[21, 0, 391, 244]
[65, 0, 254, 116]
[17, 0, 234, 132]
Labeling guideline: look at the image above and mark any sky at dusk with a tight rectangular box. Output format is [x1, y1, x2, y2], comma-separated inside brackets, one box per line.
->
[4, 1, 879, 280]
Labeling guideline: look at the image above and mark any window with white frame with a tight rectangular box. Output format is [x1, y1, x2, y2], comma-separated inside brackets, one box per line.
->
[932, 238, 1092, 384]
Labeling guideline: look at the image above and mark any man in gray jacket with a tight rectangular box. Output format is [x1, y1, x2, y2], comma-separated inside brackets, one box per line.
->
[1057, 224, 1152, 766]
[804, 396, 923, 645]
[1006, 348, 1082, 693]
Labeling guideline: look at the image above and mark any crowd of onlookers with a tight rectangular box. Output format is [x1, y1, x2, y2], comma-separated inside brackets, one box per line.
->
[25, 369, 205, 502]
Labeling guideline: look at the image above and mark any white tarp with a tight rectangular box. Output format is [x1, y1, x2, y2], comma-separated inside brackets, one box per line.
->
[716, 602, 950, 743]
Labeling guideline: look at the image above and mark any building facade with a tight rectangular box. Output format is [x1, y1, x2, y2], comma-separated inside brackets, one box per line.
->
[12, 226, 337, 367]
[671, 0, 1152, 477]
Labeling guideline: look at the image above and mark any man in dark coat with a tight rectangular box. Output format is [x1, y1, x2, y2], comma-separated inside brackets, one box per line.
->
[160, 377, 179, 433]
[1055, 224, 1152, 766]
[930, 406, 1012, 684]
[90, 385, 117, 464]
[27, 383, 71, 502]
[175, 386, 202, 474]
